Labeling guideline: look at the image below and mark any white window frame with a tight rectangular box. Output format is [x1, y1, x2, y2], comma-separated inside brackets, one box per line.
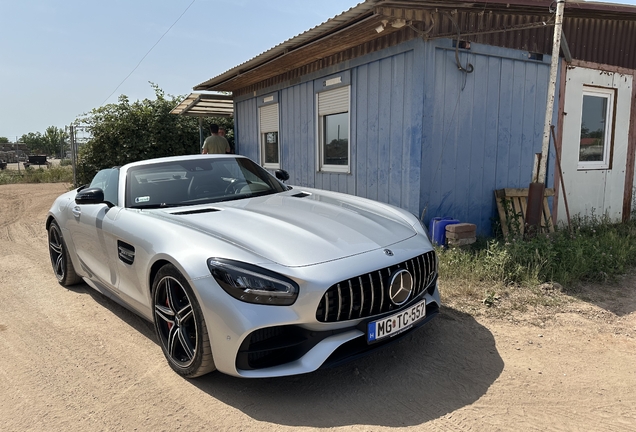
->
[259, 102, 280, 169]
[316, 85, 351, 173]
[577, 86, 615, 171]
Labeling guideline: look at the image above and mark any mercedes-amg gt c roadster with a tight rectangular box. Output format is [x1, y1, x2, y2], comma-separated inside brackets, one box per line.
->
[47, 154, 440, 378]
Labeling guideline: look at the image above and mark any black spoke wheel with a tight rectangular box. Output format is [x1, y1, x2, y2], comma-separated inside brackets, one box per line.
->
[48, 221, 81, 286]
[152, 264, 215, 378]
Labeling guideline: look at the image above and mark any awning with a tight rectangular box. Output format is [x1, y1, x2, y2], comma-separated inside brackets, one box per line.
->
[170, 93, 233, 117]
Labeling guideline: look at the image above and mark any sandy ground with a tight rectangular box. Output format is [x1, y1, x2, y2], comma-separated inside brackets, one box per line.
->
[0, 183, 634, 432]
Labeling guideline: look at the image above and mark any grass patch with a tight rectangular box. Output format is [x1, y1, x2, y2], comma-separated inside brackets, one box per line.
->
[0, 166, 73, 185]
[438, 215, 636, 315]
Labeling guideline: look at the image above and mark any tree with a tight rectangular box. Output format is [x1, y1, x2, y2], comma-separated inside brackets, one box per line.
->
[77, 84, 232, 184]
[19, 127, 68, 155]
[42, 126, 68, 157]
[19, 132, 47, 154]
[0, 137, 9, 143]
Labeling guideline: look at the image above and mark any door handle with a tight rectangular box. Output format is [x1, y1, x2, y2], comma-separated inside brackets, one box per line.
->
[72, 206, 81, 218]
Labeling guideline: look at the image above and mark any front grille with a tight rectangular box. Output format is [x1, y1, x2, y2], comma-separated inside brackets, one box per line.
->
[316, 251, 437, 323]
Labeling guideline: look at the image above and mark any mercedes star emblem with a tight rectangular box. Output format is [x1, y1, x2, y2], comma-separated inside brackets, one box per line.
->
[388, 269, 413, 306]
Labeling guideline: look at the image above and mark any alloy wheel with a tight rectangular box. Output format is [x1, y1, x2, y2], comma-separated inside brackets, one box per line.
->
[49, 224, 65, 281]
[154, 276, 198, 368]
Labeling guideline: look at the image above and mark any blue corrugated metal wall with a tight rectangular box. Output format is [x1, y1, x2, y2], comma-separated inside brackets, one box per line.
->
[421, 40, 556, 235]
[234, 38, 558, 236]
[236, 43, 422, 215]
[235, 97, 258, 162]
[277, 49, 420, 212]
[351, 49, 420, 214]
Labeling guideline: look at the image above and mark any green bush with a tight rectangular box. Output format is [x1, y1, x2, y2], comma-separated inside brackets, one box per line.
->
[75, 84, 233, 186]
[438, 215, 636, 288]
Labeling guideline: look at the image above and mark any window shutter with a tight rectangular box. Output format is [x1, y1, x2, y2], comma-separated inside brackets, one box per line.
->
[260, 104, 279, 133]
[318, 86, 349, 115]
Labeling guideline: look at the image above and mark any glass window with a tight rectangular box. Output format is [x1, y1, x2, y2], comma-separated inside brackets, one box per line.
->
[317, 86, 350, 173]
[126, 158, 287, 208]
[263, 132, 279, 165]
[89, 168, 119, 206]
[578, 87, 614, 170]
[259, 103, 279, 169]
[322, 113, 348, 166]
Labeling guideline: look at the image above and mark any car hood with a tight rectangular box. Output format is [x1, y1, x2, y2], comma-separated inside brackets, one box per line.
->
[154, 189, 417, 267]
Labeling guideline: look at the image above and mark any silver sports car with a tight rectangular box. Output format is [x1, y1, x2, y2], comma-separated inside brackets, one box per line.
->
[47, 155, 440, 378]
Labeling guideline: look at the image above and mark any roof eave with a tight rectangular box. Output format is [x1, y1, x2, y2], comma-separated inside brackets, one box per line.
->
[193, 1, 380, 92]
[194, 0, 636, 92]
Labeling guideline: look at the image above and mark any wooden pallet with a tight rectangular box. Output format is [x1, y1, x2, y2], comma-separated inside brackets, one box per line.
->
[495, 188, 554, 237]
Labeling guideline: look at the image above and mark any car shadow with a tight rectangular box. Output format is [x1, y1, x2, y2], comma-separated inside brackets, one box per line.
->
[66, 284, 503, 427]
[190, 306, 504, 428]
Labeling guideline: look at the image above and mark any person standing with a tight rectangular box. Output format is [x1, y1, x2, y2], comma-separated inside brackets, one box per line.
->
[202, 124, 230, 154]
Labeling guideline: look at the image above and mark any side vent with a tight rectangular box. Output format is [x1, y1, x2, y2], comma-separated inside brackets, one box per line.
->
[291, 192, 311, 198]
[117, 241, 135, 265]
[171, 208, 220, 215]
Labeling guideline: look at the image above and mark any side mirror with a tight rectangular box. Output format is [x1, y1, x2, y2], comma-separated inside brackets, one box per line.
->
[275, 169, 290, 182]
[75, 187, 105, 205]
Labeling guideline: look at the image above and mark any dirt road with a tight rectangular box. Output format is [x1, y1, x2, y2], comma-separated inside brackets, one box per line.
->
[1, 183, 634, 431]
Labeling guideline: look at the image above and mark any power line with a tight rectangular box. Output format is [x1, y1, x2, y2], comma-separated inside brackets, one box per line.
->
[101, 0, 196, 106]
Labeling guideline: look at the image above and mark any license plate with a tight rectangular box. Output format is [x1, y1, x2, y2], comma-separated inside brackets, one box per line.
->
[367, 299, 427, 343]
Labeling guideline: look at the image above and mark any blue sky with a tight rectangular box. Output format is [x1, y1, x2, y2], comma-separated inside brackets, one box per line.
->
[1, 0, 635, 140]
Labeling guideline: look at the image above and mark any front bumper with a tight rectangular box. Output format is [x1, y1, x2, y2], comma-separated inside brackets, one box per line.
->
[236, 297, 440, 378]
[191, 236, 440, 378]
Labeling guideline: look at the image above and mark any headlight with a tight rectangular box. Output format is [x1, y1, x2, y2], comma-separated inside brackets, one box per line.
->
[208, 258, 299, 306]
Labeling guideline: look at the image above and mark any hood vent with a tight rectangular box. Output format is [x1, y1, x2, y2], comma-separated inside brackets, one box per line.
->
[171, 208, 220, 215]
[291, 192, 311, 198]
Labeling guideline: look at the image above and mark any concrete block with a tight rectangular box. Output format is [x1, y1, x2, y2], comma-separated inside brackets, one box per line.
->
[446, 231, 476, 240]
[446, 237, 476, 246]
[446, 223, 477, 234]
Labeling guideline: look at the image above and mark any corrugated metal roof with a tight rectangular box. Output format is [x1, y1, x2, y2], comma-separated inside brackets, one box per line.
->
[193, 1, 381, 91]
[565, 17, 636, 67]
[170, 93, 233, 117]
[194, 0, 636, 94]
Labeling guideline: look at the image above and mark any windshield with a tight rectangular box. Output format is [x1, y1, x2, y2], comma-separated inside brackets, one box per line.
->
[125, 157, 288, 209]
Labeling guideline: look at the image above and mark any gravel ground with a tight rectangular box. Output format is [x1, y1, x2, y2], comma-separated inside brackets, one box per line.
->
[0, 183, 634, 431]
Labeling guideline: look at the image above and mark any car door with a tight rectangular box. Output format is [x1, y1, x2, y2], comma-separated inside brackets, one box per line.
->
[69, 169, 121, 292]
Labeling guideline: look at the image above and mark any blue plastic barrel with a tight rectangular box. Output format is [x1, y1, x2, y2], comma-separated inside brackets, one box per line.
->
[428, 217, 460, 246]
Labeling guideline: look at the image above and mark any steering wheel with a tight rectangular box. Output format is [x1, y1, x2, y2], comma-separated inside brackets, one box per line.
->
[225, 179, 249, 195]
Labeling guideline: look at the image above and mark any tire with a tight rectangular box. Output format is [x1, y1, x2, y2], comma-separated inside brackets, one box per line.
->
[48, 221, 82, 286]
[152, 264, 216, 378]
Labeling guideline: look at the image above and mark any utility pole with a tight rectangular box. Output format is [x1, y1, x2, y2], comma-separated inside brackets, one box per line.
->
[526, 0, 565, 235]
[69, 125, 77, 186]
[15, 137, 20, 174]
[539, 0, 565, 184]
